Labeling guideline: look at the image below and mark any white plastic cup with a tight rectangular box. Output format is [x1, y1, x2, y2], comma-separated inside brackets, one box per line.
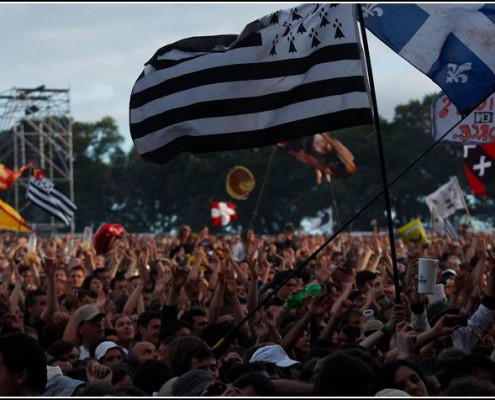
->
[362, 309, 374, 320]
[28, 233, 37, 251]
[82, 226, 93, 250]
[27, 233, 37, 261]
[417, 258, 439, 294]
[427, 283, 446, 304]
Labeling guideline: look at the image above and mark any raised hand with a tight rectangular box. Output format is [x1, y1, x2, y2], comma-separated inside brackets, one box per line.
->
[86, 361, 112, 384]
[197, 279, 211, 305]
[51, 310, 70, 326]
[395, 321, 418, 360]
[309, 294, 331, 319]
[171, 265, 188, 289]
[432, 313, 465, 336]
[41, 257, 57, 278]
[253, 311, 270, 340]
[389, 303, 407, 329]
[223, 268, 237, 294]
[13, 266, 24, 287]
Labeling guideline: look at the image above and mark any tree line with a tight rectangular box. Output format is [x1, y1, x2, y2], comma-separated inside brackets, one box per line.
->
[3, 93, 495, 234]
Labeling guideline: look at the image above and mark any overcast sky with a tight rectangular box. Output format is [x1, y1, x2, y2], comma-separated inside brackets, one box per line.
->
[0, 2, 440, 151]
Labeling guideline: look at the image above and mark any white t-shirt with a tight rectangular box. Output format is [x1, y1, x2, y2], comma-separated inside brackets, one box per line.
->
[233, 241, 246, 262]
[78, 345, 90, 360]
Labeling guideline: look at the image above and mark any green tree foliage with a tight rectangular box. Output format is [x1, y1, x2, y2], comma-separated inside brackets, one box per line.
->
[69, 94, 494, 234]
[72, 117, 125, 230]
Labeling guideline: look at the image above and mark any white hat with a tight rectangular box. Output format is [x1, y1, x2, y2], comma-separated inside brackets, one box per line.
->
[94, 341, 121, 361]
[442, 269, 457, 277]
[375, 388, 411, 397]
[249, 344, 301, 368]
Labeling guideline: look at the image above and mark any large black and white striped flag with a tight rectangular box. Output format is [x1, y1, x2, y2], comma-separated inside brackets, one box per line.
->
[27, 169, 76, 226]
[129, 3, 373, 164]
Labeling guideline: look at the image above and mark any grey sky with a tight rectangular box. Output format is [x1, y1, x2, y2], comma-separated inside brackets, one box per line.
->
[1, 2, 440, 151]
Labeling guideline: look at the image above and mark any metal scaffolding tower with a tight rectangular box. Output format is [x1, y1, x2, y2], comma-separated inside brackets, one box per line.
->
[0, 86, 74, 233]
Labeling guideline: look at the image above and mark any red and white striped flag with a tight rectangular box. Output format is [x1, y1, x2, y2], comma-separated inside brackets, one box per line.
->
[211, 201, 237, 227]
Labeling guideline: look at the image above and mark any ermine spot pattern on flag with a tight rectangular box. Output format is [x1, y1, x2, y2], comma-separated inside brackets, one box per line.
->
[129, 3, 372, 164]
[27, 169, 77, 226]
[363, 3, 495, 117]
[463, 142, 495, 196]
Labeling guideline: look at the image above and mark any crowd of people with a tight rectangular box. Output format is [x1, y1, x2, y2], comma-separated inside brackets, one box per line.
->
[0, 221, 495, 396]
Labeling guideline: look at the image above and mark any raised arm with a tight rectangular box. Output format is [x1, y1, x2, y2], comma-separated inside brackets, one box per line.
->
[40, 257, 59, 323]
[122, 283, 144, 315]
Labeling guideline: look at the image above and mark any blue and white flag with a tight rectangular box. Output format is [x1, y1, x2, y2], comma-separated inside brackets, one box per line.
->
[363, 3, 495, 117]
[307, 206, 334, 233]
[130, 3, 372, 164]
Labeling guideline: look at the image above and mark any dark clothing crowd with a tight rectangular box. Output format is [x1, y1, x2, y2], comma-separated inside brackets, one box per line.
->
[1, 223, 495, 396]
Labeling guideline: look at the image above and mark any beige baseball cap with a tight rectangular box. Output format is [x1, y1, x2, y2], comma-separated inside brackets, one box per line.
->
[74, 304, 105, 326]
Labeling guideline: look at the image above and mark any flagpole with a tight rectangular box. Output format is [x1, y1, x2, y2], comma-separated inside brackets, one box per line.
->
[249, 145, 276, 230]
[453, 175, 475, 231]
[210, 115, 478, 351]
[211, 4, 493, 351]
[357, 4, 401, 303]
[330, 183, 342, 228]
[12, 165, 34, 262]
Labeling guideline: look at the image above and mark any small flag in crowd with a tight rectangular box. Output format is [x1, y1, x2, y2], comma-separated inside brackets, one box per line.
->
[0, 199, 32, 233]
[444, 218, 461, 242]
[364, 3, 495, 117]
[431, 92, 495, 145]
[463, 142, 495, 195]
[0, 162, 32, 191]
[307, 206, 334, 233]
[424, 176, 466, 219]
[397, 218, 428, 244]
[431, 211, 461, 242]
[129, 3, 372, 164]
[211, 201, 237, 227]
[27, 169, 76, 226]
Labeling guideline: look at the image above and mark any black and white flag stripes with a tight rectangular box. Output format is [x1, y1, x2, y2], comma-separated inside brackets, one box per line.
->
[27, 169, 76, 226]
[129, 3, 373, 164]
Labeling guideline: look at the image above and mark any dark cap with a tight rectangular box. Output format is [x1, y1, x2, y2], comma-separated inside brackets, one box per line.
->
[426, 300, 459, 326]
[272, 270, 297, 288]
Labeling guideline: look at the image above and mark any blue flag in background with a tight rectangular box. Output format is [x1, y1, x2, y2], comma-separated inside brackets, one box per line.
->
[363, 3, 495, 117]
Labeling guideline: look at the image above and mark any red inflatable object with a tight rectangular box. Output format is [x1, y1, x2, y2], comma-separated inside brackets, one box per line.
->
[94, 223, 125, 255]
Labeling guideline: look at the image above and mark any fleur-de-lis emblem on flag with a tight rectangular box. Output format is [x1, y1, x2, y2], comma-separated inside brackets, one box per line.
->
[446, 62, 472, 83]
[362, 4, 383, 18]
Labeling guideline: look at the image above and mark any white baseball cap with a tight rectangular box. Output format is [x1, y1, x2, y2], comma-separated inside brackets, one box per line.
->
[375, 388, 411, 397]
[249, 344, 301, 368]
[94, 341, 121, 361]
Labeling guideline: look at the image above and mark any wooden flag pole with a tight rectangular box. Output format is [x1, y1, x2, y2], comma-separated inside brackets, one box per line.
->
[357, 4, 402, 303]
[330, 183, 342, 228]
[453, 175, 476, 231]
[249, 145, 276, 230]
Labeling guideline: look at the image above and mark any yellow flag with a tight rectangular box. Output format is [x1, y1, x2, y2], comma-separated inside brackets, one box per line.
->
[0, 199, 32, 232]
[397, 218, 428, 245]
